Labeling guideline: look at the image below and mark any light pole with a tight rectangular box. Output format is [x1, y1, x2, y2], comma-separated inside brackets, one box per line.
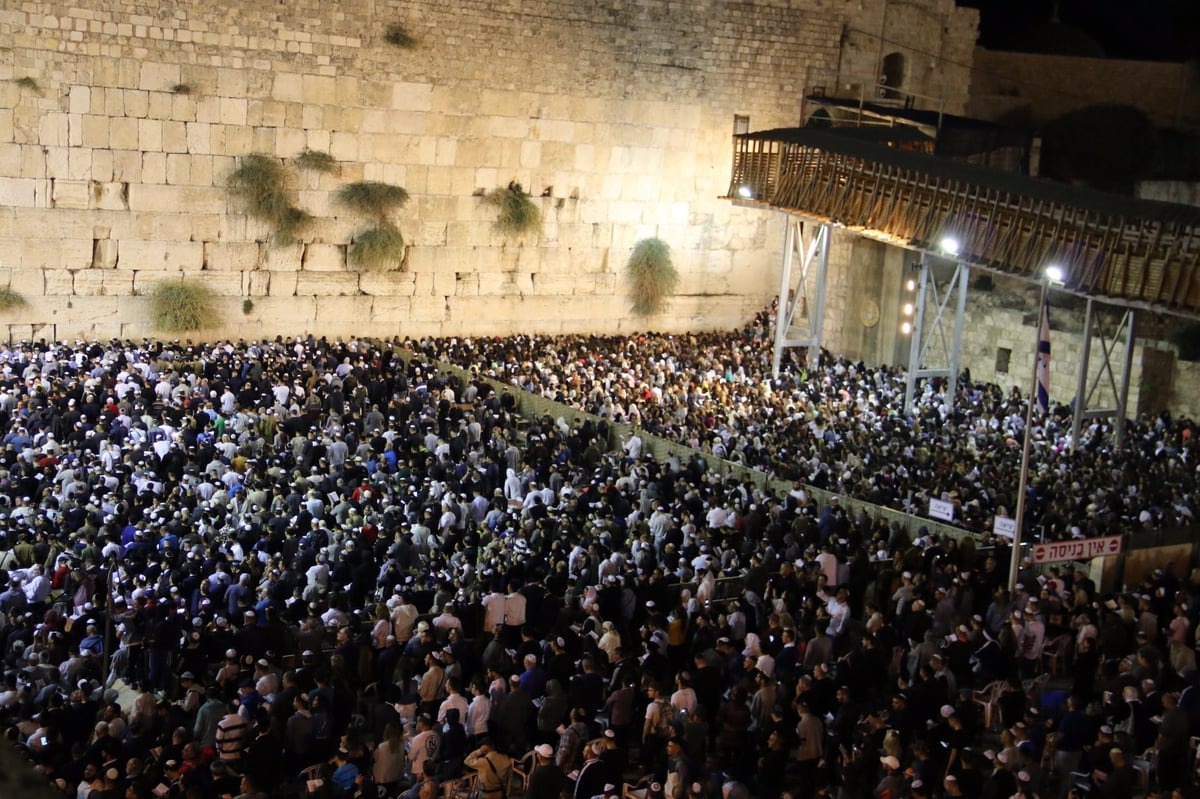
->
[1008, 265, 1063, 593]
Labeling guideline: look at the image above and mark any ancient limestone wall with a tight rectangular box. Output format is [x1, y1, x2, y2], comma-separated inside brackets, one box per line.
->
[0, 0, 978, 341]
[968, 49, 1200, 131]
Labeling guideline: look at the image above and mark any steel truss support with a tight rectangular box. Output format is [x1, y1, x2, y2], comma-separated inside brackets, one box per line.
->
[771, 216, 830, 377]
[903, 255, 970, 413]
[1070, 298, 1135, 452]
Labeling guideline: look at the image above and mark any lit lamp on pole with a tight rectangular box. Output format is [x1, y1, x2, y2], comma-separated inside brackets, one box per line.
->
[1007, 263, 1063, 593]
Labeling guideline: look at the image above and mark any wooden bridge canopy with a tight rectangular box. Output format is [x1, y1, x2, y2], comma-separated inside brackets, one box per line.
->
[728, 128, 1200, 317]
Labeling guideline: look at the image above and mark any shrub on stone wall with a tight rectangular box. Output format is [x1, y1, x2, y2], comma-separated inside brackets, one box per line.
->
[627, 237, 678, 316]
[336, 182, 409, 223]
[227, 153, 311, 246]
[336, 182, 410, 271]
[295, 149, 339, 175]
[150, 281, 217, 332]
[0, 288, 27, 311]
[349, 225, 406, 271]
[484, 182, 541, 237]
[384, 23, 417, 49]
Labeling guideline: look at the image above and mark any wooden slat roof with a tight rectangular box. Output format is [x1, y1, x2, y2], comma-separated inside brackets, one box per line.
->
[729, 128, 1200, 316]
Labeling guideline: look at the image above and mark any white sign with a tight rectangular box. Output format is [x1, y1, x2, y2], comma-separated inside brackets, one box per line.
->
[929, 498, 955, 522]
[1031, 535, 1124, 565]
[993, 516, 1017, 539]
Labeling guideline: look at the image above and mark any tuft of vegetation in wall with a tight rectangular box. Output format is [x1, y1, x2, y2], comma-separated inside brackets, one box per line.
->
[484, 181, 542, 237]
[336, 182, 410, 223]
[0, 288, 27, 311]
[295, 149, 339, 175]
[13, 77, 40, 94]
[384, 23, 417, 49]
[227, 153, 311, 246]
[242, 298, 255, 315]
[335, 182, 410, 270]
[627, 237, 679, 316]
[170, 83, 193, 95]
[150, 280, 217, 332]
[349, 224, 406, 271]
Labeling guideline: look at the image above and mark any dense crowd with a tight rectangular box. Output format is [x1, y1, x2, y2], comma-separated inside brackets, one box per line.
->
[413, 305, 1200, 544]
[0, 327, 1194, 799]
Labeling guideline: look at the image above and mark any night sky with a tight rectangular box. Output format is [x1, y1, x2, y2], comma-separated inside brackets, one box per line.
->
[956, 0, 1200, 61]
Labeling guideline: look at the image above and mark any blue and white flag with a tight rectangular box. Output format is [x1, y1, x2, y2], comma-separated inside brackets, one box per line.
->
[1036, 300, 1051, 414]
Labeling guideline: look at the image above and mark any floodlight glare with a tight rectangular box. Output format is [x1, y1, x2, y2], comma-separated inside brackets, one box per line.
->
[940, 237, 960, 256]
[900, 322, 912, 335]
[906, 279, 916, 292]
[902, 303, 914, 316]
[736, 185, 753, 199]
[1045, 264, 1064, 283]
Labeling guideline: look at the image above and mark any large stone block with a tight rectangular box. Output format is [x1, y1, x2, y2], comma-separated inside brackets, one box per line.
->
[92, 181, 128, 211]
[44, 269, 75, 295]
[118, 240, 203, 271]
[73, 269, 133, 296]
[127, 184, 225, 214]
[243, 270, 270, 297]
[302, 74, 336, 105]
[313, 295, 372, 326]
[93, 239, 118, 268]
[369, 295, 411, 323]
[178, 270, 241, 295]
[0, 178, 36, 207]
[9, 267, 43, 296]
[392, 82, 432, 112]
[267, 270, 298, 297]
[51, 179, 89, 209]
[295, 272, 358, 296]
[206, 242, 261, 271]
[109, 116, 140, 149]
[301, 243, 346, 272]
[359, 272, 416, 296]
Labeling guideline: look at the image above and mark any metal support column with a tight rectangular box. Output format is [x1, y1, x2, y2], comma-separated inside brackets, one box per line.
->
[903, 256, 930, 412]
[771, 216, 830, 377]
[903, 256, 970, 413]
[1069, 300, 1136, 452]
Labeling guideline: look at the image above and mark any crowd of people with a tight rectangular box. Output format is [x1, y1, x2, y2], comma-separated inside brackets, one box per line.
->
[413, 304, 1200, 544]
[0, 321, 1193, 799]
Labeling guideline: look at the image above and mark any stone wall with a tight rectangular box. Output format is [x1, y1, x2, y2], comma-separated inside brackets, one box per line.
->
[0, 0, 978, 341]
[968, 49, 1200, 131]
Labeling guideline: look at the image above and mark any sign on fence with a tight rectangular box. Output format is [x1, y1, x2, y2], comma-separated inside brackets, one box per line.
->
[1031, 535, 1124, 565]
[929, 498, 955, 522]
[993, 516, 1017, 539]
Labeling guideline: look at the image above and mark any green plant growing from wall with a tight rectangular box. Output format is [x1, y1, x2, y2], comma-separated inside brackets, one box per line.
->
[349, 226, 407, 272]
[384, 23, 417, 48]
[13, 77, 40, 94]
[295, 149, 339, 175]
[150, 280, 217, 332]
[170, 83, 193, 95]
[242, 298, 255, 315]
[335, 181, 410, 271]
[483, 181, 542, 237]
[627, 237, 679, 316]
[0, 288, 27, 311]
[226, 153, 312, 246]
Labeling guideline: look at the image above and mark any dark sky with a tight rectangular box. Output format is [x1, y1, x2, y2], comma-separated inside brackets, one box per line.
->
[956, 0, 1200, 61]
